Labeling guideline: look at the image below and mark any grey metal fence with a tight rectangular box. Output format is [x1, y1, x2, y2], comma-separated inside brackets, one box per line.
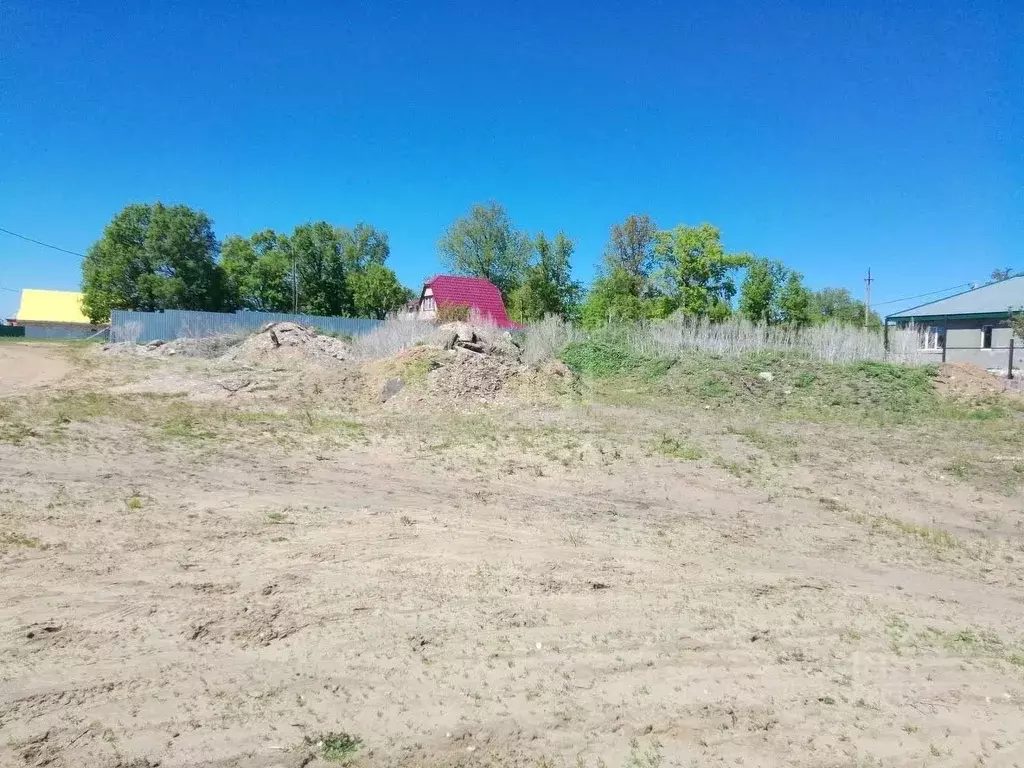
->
[22, 324, 108, 340]
[110, 309, 382, 343]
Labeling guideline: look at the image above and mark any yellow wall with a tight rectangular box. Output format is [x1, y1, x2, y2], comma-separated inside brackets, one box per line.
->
[13, 290, 92, 324]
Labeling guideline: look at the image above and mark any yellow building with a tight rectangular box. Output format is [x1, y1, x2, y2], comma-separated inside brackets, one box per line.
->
[6, 289, 106, 338]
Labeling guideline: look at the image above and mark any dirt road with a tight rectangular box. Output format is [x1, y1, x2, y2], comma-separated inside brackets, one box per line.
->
[0, 343, 70, 393]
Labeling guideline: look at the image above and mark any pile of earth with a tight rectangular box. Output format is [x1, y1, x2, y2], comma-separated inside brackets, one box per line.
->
[104, 322, 351, 364]
[934, 363, 1022, 400]
[375, 323, 574, 403]
[220, 322, 351, 364]
[103, 335, 241, 359]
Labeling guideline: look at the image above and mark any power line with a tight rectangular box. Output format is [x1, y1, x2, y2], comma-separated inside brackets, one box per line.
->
[0, 285, 21, 293]
[0, 226, 86, 258]
[873, 282, 975, 308]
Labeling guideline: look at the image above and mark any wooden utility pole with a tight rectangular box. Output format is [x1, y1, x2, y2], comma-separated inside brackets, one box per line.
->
[864, 268, 873, 326]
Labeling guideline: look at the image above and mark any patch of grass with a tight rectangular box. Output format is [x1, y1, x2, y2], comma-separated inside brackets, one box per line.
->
[714, 456, 752, 478]
[794, 371, 817, 389]
[888, 620, 1016, 662]
[964, 406, 1007, 421]
[266, 511, 291, 525]
[561, 333, 672, 381]
[125, 494, 144, 511]
[1, 532, 41, 548]
[47, 392, 119, 424]
[0, 418, 36, 445]
[306, 732, 362, 764]
[856, 512, 959, 551]
[160, 405, 218, 440]
[390, 349, 446, 383]
[655, 351, 944, 424]
[654, 435, 703, 460]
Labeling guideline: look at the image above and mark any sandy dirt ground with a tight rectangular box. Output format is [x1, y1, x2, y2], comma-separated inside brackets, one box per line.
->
[1, 342, 1023, 768]
[0, 343, 70, 393]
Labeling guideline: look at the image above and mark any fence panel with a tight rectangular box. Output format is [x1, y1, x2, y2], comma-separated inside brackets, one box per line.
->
[23, 325, 108, 340]
[0, 326, 26, 338]
[110, 309, 382, 343]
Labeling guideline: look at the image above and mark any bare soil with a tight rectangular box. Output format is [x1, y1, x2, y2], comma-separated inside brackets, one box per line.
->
[0, 342, 70, 392]
[2, 343, 1023, 768]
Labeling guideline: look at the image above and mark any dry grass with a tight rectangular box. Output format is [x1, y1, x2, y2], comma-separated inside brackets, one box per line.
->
[349, 318, 437, 360]
[522, 316, 927, 366]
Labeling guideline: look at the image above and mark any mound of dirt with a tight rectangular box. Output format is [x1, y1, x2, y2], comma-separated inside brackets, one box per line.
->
[432, 322, 521, 358]
[370, 323, 575, 403]
[106, 322, 352, 365]
[221, 322, 352, 364]
[934, 363, 1020, 400]
[104, 335, 242, 359]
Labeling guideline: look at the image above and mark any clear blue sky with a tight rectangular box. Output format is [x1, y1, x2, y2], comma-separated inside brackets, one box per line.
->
[1, 0, 1020, 320]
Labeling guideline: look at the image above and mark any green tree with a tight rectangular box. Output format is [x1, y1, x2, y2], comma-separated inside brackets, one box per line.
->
[221, 229, 293, 312]
[82, 202, 225, 322]
[739, 258, 786, 324]
[348, 262, 409, 319]
[290, 222, 350, 316]
[580, 268, 648, 328]
[509, 232, 582, 322]
[603, 214, 658, 280]
[437, 202, 531, 298]
[656, 223, 750, 320]
[1009, 310, 1024, 342]
[341, 223, 390, 271]
[778, 271, 813, 327]
[810, 287, 880, 326]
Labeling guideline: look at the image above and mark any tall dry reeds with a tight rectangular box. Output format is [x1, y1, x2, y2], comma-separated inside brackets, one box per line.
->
[519, 315, 929, 366]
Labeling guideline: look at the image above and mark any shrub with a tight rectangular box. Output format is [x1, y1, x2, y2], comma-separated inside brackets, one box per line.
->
[561, 331, 672, 380]
[435, 303, 470, 323]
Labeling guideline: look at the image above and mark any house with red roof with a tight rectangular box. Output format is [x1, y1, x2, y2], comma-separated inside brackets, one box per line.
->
[411, 275, 516, 328]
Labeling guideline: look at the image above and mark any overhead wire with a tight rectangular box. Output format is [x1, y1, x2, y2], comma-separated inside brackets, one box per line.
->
[872, 282, 976, 308]
[0, 226, 86, 258]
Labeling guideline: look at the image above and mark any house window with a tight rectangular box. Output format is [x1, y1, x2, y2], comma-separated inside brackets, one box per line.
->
[919, 326, 944, 351]
[421, 296, 435, 312]
[982, 325, 993, 349]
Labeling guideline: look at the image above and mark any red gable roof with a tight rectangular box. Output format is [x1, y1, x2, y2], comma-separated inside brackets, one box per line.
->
[425, 275, 516, 328]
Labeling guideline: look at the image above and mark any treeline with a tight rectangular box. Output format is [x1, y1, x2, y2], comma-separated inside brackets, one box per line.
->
[81, 203, 411, 323]
[82, 200, 879, 328]
[438, 205, 879, 328]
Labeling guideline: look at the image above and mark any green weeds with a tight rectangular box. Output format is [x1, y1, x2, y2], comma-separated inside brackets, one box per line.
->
[654, 436, 703, 460]
[305, 732, 362, 764]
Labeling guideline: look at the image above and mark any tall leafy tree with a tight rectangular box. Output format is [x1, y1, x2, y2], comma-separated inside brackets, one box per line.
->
[603, 214, 658, 281]
[341, 223, 390, 271]
[580, 268, 649, 328]
[437, 202, 531, 297]
[349, 262, 410, 320]
[810, 287, 880, 326]
[221, 229, 293, 312]
[82, 202, 225, 322]
[509, 232, 582, 322]
[778, 271, 813, 327]
[656, 223, 750, 320]
[739, 258, 786, 324]
[290, 222, 350, 316]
